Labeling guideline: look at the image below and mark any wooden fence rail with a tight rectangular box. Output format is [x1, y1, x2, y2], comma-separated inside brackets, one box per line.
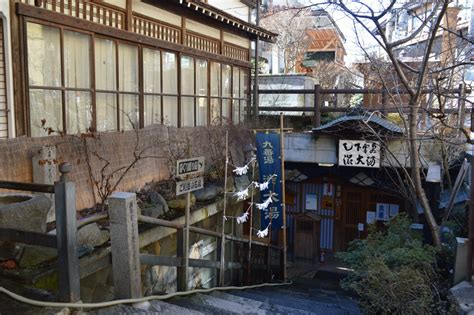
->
[0, 162, 80, 302]
[258, 85, 471, 127]
[109, 192, 284, 298]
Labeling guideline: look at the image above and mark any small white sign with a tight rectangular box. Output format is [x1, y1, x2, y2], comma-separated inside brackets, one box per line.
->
[358, 223, 364, 231]
[366, 211, 376, 224]
[176, 157, 205, 178]
[305, 194, 317, 211]
[338, 140, 380, 168]
[176, 177, 204, 196]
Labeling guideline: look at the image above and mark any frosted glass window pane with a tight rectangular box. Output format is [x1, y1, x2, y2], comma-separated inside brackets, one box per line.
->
[196, 97, 208, 126]
[196, 59, 208, 96]
[233, 100, 239, 125]
[64, 31, 91, 88]
[120, 94, 139, 130]
[210, 98, 220, 125]
[27, 23, 61, 87]
[163, 52, 177, 94]
[181, 97, 194, 127]
[222, 64, 231, 97]
[143, 48, 161, 94]
[233, 67, 240, 98]
[144, 95, 161, 126]
[210, 62, 221, 97]
[163, 96, 178, 127]
[181, 56, 194, 95]
[95, 38, 116, 91]
[118, 43, 139, 92]
[66, 91, 92, 134]
[29, 89, 62, 137]
[96, 93, 117, 131]
[222, 99, 231, 124]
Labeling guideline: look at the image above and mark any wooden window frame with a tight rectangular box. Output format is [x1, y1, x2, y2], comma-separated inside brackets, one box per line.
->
[21, 17, 250, 136]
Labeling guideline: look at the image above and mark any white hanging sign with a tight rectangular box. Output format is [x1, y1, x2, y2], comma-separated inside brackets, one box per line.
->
[338, 140, 380, 168]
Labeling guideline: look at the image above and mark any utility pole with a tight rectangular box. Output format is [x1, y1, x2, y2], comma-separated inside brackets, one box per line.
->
[253, 0, 260, 122]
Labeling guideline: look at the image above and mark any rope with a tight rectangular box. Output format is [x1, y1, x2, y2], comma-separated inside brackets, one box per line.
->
[0, 281, 292, 310]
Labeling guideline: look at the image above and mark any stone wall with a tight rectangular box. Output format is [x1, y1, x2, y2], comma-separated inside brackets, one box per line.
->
[0, 124, 250, 210]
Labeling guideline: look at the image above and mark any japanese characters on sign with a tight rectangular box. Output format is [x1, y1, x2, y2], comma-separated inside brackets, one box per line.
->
[176, 157, 205, 179]
[256, 132, 283, 230]
[176, 177, 204, 196]
[338, 140, 380, 168]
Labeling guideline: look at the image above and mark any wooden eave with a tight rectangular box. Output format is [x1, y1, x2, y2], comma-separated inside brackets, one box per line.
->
[150, 0, 277, 42]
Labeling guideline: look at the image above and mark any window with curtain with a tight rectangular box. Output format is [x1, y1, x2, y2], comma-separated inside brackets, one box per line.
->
[162, 52, 178, 126]
[27, 22, 92, 136]
[25, 22, 250, 135]
[210, 61, 221, 125]
[196, 59, 208, 126]
[180, 55, 195, 127]
[118, 43, 139, 130]
[95, 37, 117, 132]
[143, 48, 161, 126]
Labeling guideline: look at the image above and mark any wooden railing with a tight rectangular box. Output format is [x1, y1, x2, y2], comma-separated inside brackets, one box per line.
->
[19, 0, 250, 62]
[223, 43, 249, 62]
[186, 32, 220, 55]
[0, 162, 80, 302]
[20, 0, 125, 29]
[132, 15, 181, 44]
[109, 193, 284, 298]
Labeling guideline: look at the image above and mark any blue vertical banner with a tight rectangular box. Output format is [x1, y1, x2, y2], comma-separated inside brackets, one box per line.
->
[255, 131, 282, 230]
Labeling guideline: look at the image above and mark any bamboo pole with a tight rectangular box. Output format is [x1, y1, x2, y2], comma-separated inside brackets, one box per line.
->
[280, 113, 287, 281]
[219, 131, 229, 286]
[247, 162, 255, 284]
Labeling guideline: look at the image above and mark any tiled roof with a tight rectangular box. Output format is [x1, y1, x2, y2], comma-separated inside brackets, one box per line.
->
[312, 114, 404, 134]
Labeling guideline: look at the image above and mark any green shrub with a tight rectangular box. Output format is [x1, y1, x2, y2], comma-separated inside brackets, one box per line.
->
[337, 216, 442, 314]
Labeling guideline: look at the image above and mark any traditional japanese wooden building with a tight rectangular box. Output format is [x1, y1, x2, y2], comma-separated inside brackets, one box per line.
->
[284, 114, 420, 253]
[0, 0, 277, 209]
[0, 0, 277, 138]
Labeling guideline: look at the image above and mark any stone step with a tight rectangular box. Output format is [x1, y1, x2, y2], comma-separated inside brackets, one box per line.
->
[89, 300, 204, 315]
[168, 292, 251, 315]
[229, 288, 350, 315]
[209, 291, 267, 314]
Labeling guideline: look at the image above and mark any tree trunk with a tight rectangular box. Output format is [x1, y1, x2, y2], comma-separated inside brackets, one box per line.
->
[409, 99, 441, 247]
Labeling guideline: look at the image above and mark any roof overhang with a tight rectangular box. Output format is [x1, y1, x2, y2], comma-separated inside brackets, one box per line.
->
[164, 0, 278, 42]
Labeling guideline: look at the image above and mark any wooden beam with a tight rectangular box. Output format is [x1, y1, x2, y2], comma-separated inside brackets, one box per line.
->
[16, 3, 251, 68]
[0, 228, 56, 248]
[0, 181, 55, 193]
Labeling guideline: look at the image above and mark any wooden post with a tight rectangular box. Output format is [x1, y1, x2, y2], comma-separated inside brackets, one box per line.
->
[109, 192, 141, 299]
[219, 131, 229, 286]
[177, 227, 187, 291]
[125, 0, 132, 31]
[54, 162, 80, 303]
[247, 163, 255, 284]
[183, 191, 191, 290]
[280, 113, 287, 281]
[314, 84, 321, 128]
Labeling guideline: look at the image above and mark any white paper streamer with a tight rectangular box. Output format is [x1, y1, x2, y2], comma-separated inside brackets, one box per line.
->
[255, 196, 273, 210]
[236, 211, 249, 224]
[255, 181, 269, 191]
[257, 227, 269, 238]
[234, 188, 249, 201]
[233, 165, 249, 176]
